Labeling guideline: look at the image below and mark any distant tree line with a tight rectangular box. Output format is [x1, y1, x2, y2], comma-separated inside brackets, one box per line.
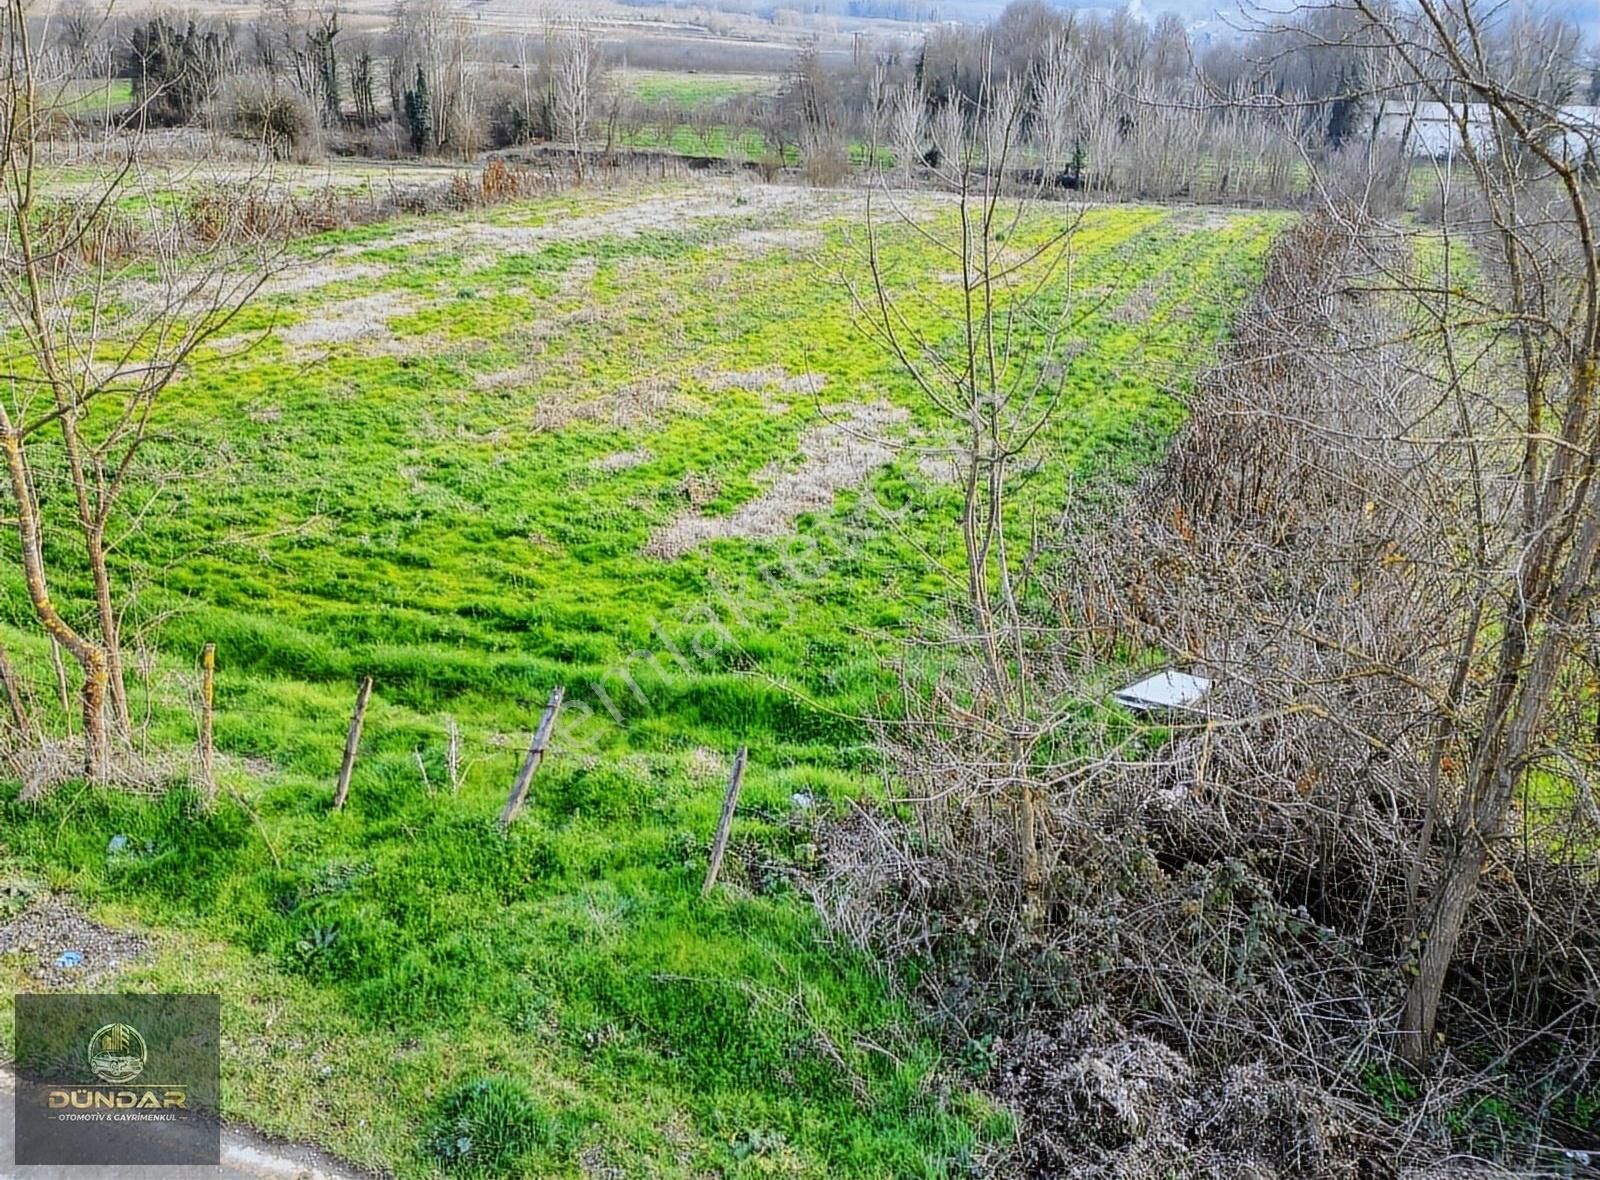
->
[33, 0, 594, 161]
[34, 0, 1598, 190]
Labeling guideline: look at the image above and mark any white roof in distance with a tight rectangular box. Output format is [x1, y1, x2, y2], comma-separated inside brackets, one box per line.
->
[1113, 670, 1212, 714]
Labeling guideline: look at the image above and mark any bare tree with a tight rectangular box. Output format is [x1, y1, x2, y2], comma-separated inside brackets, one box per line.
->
[1314, 0, 1600, 1068]
[1, 0, 278, 777]
[389, 0, 478, 156]
[347, 34, 377, 127]
[52, 0, 99, 72]
[854, 63, 1088, 915]
[785, 42, 845, 182]
[548, 18, 596, 181]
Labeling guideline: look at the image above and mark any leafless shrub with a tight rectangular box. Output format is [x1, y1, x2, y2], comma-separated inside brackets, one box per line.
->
[750, 151, 782, 183]
[220, 72, 318, 161]
[17, 737, 192, 802]
[802, 140, 850, 188]
[823, 204, 1600, 1169]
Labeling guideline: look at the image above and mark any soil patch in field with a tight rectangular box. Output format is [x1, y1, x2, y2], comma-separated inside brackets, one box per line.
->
[1112, 277, 1165, 324]
[265, 260, 391, 299]
[474, 362, 545, 392]
[529, 375, 686, 432]
[0, 893, 150, 987]
[373, 184, 843, 255]
[698, 366, 826, 413]
[729, 227, 825, 255]
[698, 366, 826, 397]
[1165, 206, 1254, 232]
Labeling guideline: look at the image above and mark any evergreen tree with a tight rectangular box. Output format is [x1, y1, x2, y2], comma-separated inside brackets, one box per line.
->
[127, 15, 224, 125]
[1326, 66, 1362, 149]
[307, 14, 341, 122]
[404, 63, 432, 154]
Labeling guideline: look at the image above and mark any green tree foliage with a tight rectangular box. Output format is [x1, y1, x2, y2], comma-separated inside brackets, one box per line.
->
[127, 16, 227, 126]
[307, 13, 340, 123]
[1325, 66, 1362, 149]
[404, 63, 432, 153]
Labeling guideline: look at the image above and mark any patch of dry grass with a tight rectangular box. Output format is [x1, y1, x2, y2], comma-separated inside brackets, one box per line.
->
[592, 448, 653, 472]
[645, 402, 904, 558]
[281, 290, 421, 349]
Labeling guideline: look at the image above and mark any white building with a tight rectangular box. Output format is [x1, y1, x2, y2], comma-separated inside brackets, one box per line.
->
[1374, 100, 1600, 162]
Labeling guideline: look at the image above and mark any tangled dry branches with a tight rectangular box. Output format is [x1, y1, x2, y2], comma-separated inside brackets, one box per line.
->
[817, 212, 1600, 1175]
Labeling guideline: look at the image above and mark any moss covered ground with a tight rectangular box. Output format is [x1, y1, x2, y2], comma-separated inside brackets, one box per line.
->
[0, 180, 1285, 1177]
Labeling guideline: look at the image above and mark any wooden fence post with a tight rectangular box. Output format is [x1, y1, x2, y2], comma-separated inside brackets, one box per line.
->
[701, 746, 748, 897]
[500, 686, 564, 828]
[197, 643, 216, 804]
[331, 676, 373, 811]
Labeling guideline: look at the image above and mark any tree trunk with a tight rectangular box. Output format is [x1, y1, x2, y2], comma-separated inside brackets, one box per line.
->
[1020, 781, 1042, 914]
[0, 423, 109, 779]
[1401, 496, 1600, 1065]
[87, 525, 131, 740]
[1400, 833, 1485, 1065]
[81, 649, 109, 782]
[59, 414, 131, 742]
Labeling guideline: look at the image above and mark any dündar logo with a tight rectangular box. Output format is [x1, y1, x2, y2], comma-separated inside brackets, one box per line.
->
[16, 992, 219, 1166]
[87, 1022, 148, 1084]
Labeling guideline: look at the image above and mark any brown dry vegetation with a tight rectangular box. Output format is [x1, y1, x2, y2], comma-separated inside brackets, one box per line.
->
[816, 212, 1600, 1175]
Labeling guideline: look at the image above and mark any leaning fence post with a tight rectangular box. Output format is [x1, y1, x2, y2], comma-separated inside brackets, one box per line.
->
[500, 686, 565, 828]
[701, 746, 748, 897]
[331, 676, 373, 811]
[197, 643, 216, 804]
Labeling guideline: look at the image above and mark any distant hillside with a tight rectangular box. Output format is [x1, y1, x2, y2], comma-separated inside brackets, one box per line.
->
[600, 0, 1598, 39]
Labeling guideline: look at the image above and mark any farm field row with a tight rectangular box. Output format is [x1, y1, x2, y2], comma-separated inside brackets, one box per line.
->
[0, 180, 1285, 1177]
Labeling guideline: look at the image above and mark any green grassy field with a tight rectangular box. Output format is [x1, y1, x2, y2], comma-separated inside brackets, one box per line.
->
[619, 70, 780, 108]
[622, 123, 775, 160]
[0, 181, 1285, 1177]
[54, 76, 134, 115]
